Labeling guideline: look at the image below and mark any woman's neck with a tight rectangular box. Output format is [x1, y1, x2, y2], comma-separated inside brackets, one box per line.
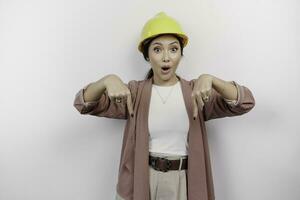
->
[152, 75, 179, 86]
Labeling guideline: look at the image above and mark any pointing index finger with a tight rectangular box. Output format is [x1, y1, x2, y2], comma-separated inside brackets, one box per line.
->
[126, 92, 134, 118]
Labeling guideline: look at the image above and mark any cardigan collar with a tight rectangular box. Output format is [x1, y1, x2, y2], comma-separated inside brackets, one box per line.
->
[132, 74, 209, 200]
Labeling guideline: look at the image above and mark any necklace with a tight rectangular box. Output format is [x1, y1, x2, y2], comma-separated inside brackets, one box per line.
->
[153, 82, 177, 104]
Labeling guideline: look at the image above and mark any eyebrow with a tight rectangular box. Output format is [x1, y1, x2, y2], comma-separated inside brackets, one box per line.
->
[151, 41, 179, 46]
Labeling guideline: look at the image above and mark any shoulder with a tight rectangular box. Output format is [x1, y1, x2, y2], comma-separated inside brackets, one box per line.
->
[126, 79, 146, 102]
[181, 77, 197, 88]
[127, 79, 144, 89]
[128, 78, 152, 88]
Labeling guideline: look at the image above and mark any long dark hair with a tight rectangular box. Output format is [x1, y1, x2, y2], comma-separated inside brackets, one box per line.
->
[142, 34, 184, 79]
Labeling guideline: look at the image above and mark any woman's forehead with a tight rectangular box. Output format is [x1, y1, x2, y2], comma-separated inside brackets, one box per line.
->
[150, 34, 179, 45]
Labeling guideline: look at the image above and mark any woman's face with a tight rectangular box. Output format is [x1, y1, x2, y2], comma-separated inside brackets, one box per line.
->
[148, 34, 182, 85]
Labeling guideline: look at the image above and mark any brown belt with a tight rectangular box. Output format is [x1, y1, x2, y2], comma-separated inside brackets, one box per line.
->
[149, 155, 188, 172]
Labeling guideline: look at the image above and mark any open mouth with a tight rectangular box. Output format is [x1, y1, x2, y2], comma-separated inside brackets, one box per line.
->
[161, 66, 171, 74]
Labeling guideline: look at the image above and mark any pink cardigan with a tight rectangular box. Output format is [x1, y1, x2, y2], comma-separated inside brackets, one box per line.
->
[73, 75, 255, 200]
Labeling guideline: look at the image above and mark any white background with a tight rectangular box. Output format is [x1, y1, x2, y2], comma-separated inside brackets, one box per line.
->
[0, 0, 299, 200]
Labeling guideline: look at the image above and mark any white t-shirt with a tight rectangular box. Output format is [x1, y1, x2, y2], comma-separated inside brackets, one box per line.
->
[148, 81, 189, 156]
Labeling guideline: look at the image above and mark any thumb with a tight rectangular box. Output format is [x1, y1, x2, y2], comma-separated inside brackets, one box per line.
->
[197, 95, 204, 112]
[191, 93, 198, 120]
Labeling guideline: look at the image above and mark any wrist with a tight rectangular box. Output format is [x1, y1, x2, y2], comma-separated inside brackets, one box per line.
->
[199, 74, 215, 85]
[103, 74, 117, 87]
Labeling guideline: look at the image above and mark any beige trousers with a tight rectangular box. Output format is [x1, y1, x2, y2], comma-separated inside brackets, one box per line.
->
[115, 152, 188, 200]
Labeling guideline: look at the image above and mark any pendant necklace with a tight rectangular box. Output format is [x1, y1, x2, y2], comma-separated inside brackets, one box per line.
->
[153, 82, 177, 104]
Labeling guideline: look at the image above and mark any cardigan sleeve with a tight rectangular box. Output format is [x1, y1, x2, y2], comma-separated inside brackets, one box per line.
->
[73, 80, 139, 119]
[190, 79, 255, 121]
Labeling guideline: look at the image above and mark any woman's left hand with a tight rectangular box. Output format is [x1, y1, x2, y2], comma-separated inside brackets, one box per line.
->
[191, 74, 214, 119]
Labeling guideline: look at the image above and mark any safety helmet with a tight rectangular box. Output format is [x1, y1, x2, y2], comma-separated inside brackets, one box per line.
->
[138, 12, 189, 53]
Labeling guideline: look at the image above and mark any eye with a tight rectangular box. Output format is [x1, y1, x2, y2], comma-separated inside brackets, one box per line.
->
[171, 47, 178, 52]
[153, 47, 161, 53]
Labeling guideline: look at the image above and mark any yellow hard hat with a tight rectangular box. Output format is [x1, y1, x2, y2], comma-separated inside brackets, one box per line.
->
[138, 12, 189, 53]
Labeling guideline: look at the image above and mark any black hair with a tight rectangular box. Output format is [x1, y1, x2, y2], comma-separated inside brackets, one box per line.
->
[142, 34, 184, 79]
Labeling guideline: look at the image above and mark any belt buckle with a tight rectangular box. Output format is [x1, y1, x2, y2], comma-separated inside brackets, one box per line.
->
[160, 157, 172, 172]
[151, 157, 159, 171]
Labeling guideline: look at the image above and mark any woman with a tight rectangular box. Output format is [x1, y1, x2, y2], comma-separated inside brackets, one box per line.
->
[73, 12, 255, 200]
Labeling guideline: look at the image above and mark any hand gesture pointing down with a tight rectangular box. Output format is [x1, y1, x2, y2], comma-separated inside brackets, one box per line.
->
[191, 74, 214, 120]
[104, 74, 214, 120]
[104, 75, 134, 118]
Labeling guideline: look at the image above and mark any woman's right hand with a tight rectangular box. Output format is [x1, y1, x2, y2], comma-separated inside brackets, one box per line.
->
[104, 75, 134, 117]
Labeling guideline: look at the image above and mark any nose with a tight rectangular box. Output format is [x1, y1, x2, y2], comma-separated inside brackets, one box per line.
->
[162, 50, 170, 62]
